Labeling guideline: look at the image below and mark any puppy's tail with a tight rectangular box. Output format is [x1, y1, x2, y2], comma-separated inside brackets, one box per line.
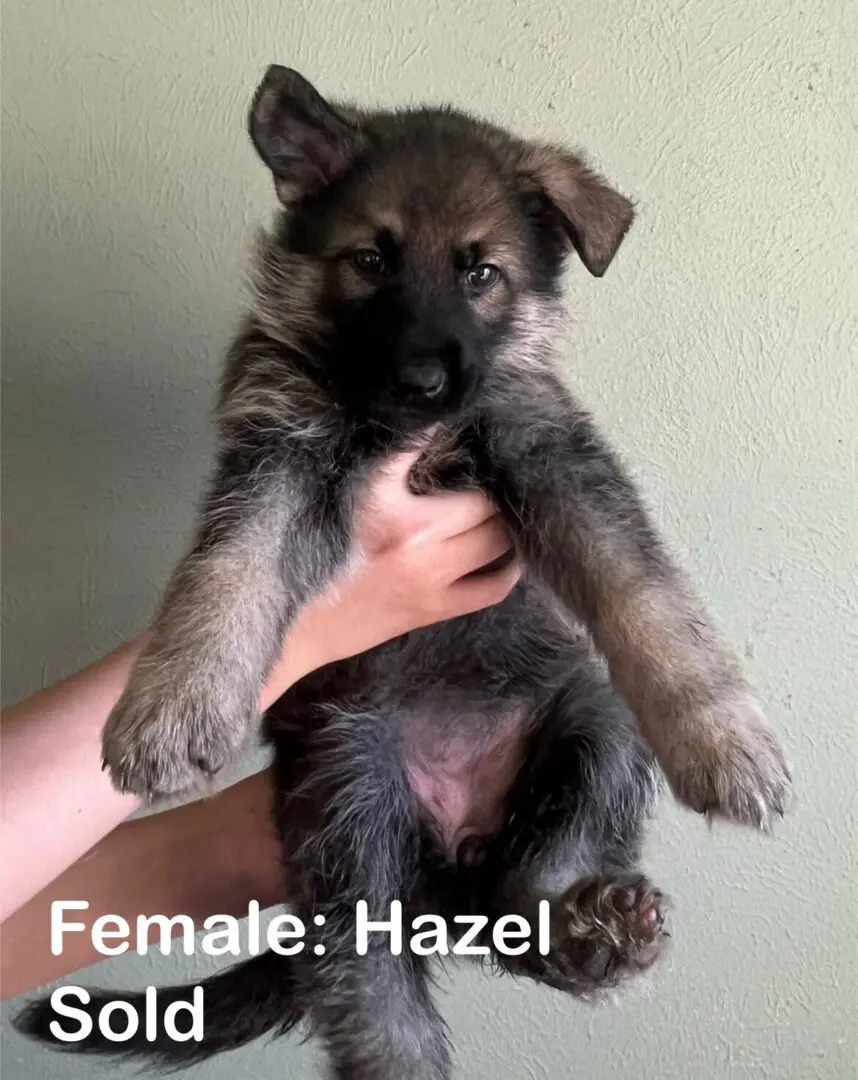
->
[13, 951, 302, 1070]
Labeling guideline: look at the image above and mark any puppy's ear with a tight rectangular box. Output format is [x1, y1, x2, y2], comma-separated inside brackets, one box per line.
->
[249, 66, 366, 204]
[518, 145, 635, 277]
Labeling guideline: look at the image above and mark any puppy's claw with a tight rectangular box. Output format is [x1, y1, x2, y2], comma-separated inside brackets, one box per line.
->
[662, 693, 793, 832]
[100, 680, 251, 800]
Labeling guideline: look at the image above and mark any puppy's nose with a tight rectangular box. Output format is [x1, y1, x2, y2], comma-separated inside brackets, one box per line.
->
[398, 359, 448, 398]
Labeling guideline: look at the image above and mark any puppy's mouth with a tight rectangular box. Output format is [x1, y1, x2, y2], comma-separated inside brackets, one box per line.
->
[392, 365, 482, 417]
[399, 382, 447, 408]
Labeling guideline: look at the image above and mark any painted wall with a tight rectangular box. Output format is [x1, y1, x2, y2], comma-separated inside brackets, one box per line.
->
[2, 1, 856, 1077]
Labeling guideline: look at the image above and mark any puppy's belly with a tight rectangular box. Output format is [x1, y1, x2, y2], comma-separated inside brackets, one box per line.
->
[404, 714, 527, 859]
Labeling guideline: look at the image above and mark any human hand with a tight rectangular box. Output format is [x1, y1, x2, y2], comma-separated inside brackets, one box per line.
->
[263, 441, 520, 703]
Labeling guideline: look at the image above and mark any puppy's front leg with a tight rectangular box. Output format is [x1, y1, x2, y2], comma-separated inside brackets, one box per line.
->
[102, 431, 352, 799]
[479, 386, 792, 829]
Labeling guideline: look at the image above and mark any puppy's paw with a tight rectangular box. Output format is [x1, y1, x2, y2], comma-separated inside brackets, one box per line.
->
[663, 694, 792, 830]
[561, 874, 668, 973]
[523, 874, 668, 998]
[101, 670, 253, 799]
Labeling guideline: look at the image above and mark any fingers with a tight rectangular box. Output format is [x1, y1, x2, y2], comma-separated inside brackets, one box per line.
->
[444, 514, 521, 615]
[359, 438, 512, 594]
[443, 514, 515, 576]
[365, 428, 440, 508]
[449, 556, 522, 615]
[359, 432, 442, 544]
[361, 450, 500, 545]
[415, 489, 500, 537]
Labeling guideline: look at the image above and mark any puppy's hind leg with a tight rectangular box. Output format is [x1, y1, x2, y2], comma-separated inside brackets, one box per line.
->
[274, 709, 451, 1080]
[483, 673, 668, 1001]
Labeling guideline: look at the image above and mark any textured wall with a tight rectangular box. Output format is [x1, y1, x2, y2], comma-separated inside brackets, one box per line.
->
[2, 1, 856, 1078]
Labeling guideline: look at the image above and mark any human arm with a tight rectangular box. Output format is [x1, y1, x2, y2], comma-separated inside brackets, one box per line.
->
[0, 766, 281, 1000]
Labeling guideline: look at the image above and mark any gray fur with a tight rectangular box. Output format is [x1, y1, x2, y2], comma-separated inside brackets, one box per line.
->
[17, 66, 791, 1079]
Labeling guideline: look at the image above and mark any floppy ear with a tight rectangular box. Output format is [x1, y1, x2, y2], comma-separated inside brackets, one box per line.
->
[518, 145, 635, 277]
[248, 66, 366, 204]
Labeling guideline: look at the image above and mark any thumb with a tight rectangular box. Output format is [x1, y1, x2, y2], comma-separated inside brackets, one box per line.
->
[365, 426, 439, 506]
[356, 427, 439, 547]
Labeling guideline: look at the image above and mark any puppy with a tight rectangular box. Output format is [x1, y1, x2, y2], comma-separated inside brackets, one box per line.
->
[17, 67, 792, 1079]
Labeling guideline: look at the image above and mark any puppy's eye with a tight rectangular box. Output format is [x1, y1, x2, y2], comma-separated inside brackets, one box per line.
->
[464, 264, 500, 291]
[350, 249, 386, 276]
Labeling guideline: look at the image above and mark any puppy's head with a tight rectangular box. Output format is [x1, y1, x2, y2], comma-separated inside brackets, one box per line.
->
[248, 66, 635, 426]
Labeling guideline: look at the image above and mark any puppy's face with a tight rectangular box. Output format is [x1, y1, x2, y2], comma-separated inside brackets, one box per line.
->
[248, 67, 635, 427]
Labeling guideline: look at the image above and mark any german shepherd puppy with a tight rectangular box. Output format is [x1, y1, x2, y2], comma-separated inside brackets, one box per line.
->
[17, 67, 792, 1078]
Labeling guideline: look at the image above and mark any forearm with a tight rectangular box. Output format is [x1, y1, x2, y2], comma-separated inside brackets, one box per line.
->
[0, 768, 281, 1000]
[0, 638, 147, 924]
[0, 632, 317, 924]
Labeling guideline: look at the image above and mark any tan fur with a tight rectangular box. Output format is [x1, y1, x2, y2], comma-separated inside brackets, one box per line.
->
[100, 65, 792, 836]
[516, 145, 636, 276]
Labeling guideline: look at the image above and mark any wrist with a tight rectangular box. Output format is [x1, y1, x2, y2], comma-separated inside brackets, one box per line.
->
[258, 611, 334, 712]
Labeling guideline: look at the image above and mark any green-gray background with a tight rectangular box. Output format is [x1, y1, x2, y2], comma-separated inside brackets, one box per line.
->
[2, 1, 856, 1077]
